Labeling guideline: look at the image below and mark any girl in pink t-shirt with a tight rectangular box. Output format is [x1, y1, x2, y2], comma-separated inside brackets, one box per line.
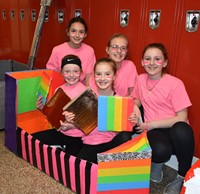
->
[106, 33, 138, 96]
[63, 58, 137, 163]
[132, 43, 194, 194]
[34, 54, 87, 156]
[90, 33, 138, 97]
[46, 17, 96, 86]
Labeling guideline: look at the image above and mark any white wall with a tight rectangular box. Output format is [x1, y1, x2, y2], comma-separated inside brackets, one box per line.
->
[166, 156, 199, 170]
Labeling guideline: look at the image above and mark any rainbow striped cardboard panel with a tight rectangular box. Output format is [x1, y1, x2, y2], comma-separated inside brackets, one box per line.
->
[37, 71, 52, 105]
[98, 96, 134, 132]
[97, 132, 152, 194]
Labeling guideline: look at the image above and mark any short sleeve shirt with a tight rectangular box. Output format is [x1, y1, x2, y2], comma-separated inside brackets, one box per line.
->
[133, 73, 192, 122]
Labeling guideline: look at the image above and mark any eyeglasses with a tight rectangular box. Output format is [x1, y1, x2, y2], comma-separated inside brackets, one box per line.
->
[110, 45, 128, 52]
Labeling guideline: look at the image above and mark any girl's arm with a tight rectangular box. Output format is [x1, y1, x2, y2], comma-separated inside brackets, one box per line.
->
[85, 73, 91, 87]
[128, 87, 133, 96]
[134, 98, 142, 107]
[128, 104, 142, 125]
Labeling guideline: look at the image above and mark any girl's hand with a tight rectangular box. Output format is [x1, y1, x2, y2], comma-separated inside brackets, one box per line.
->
[62, 111, 75, 123]
[59, 120, 75, 131]
[135, 122, 152, 133]
[128, 104, 142, 126]
[36, 95, 44, 110]
[128, 112, 138, 125]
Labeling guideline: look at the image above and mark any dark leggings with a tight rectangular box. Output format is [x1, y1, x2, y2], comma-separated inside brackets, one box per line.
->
[147, 122, 194, 176]
[32, 129, 83, 156]
[77, 132, 132, 163]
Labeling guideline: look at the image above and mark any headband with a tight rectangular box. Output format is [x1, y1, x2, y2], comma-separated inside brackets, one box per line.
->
[61, 57, 82, 69]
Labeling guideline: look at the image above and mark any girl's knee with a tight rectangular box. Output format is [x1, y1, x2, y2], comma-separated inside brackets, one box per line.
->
[153, 143, 172, 160]
[171, 122, 194, 138]
[114, 132, 132, 144]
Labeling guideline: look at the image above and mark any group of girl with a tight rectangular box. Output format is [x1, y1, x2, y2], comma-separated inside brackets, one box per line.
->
[35, 16, 194, 194]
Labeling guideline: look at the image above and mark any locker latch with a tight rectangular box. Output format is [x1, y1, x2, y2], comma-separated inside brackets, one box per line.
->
[149, 10, 161, 29]
[186, 11, 200, 32]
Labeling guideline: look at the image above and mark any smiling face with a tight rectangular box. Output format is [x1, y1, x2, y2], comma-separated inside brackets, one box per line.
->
[94, 62, 116, 91]
[67, 22, 87, 48]
[61, 64, 81, 85]
[142, 47, 167, 79]
[106, 36, 128, 64]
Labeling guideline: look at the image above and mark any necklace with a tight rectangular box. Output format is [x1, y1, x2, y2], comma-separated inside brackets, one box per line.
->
[146, 76, 161, 94]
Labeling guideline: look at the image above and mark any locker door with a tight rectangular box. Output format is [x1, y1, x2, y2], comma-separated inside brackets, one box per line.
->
[117, 0, 144, 71]
[19, 0, 40, 64]
[89, 0, 119, 59]
[0, 1, 12, 59]
[72, 0, 90, 44]
[10, 0, 21, 61]
[35, 1, 57, 69]
[137, 0, 180, 73]
[35, 0, 71, 69]
[175, 0, 200, 158]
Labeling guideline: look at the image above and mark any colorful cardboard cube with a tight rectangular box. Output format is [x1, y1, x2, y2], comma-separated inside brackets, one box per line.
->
[98, 96, 134, 132]
[97, 132, 151, 193]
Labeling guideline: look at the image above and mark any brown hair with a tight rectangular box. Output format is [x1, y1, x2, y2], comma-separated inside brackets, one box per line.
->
[94, 58, 117, 75]
[66, 17, 88, 33]
[142, 43, 168, 61]
[107, 33, 129, 47]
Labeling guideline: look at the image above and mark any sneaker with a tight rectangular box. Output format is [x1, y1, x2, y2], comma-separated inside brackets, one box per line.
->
[163, 174, 184, 194]
[150, 162, 164, 183]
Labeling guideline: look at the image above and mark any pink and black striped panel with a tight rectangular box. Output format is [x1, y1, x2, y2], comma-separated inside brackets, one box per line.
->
[16, 127, 98, 194]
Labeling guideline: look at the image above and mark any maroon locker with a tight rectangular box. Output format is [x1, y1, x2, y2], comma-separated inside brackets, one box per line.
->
[9, 0, 21, 61]
[0, 0, 200, 157]
[35, 0, 71, 69]
[18, 0, 40, 64]
[88, 0, 119, 59]
[0, 1, 12, 60]
[35, 0, 92, 69]
[174, 0, 200, 158]
[117, 0, 144, 72]
[72, 0, 91, 44]
[136, 0, 182, 74]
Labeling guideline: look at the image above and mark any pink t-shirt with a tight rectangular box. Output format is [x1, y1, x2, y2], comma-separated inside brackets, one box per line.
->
[46, 42, 96, 84]
[57, 82, 87, 137]
[114, 60, 138, 96]
[81, 127, 117, 145]
[89, 60, 138, 97]
[81, 91, 118, 145]
[133, 73, 192, 122]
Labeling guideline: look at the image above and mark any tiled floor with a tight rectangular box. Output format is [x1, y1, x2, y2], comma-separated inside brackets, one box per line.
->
[0, 130, 177, 194]
[150, 165, 177, 194]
